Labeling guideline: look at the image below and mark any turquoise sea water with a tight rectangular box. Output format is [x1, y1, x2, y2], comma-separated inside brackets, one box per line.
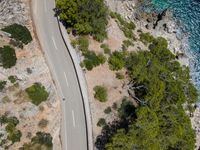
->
[142, 0, 200, 93]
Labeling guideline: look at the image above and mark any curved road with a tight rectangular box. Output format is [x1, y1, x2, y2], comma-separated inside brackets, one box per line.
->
[32, 0, 88, 150]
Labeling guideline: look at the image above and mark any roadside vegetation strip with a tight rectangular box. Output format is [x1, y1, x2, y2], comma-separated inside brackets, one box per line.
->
[56, 0, 108, 42]
[96, 36, 198, 150]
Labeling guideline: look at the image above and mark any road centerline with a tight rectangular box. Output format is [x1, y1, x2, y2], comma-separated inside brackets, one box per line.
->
[64, 72, 69, 87]
[44, 0, 47, 12]
[72, 110, 76, 127]
[52, 36, 58, 50]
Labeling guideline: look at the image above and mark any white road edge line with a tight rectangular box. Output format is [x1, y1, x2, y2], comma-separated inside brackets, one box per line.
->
[64, 72, 69, 87]
[44, 0, 47, 12]
[52, 36, 58, 50]
[72, 110, 76, 127]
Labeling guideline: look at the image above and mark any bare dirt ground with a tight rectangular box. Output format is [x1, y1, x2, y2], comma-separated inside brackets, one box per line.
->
[0, 0, 61, 149]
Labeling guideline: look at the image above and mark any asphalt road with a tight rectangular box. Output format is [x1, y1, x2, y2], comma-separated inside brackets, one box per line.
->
[32, 0, 88, 150]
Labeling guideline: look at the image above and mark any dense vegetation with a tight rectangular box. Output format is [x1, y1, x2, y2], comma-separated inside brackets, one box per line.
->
[0, 115, 22, 145]
[73, 37, 106, 70]
[2, 24, 32, 45]
[26, 83, 49, 106]
[139, 32, 155, 45]
[96, 36, 198, 150]
[108, 51, 126, 71]
[19, 132, 53, 150]
[0, 46, 17, 69]
[94, 85, 108, 102]
[56, 0, 108, 41]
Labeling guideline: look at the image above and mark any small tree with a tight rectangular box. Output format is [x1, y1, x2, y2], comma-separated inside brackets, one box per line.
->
[8, 75, 17, 83]
[31, 132, 53, 148]
[101, 44, 111, 54]
[109, 51, 125, 71]
[38, 119, 48, 128]
[0, 46, 17, 69]
[139, 32, 155, 45]
[78, 36, 89, 52]
[2, 24, 32, 44]
[0, 81, 6, 91]
[104, 107, 112, 114]
[26, 83, 49, 105]
[97, 118, 106, 127]
[94, 86, 108, 102]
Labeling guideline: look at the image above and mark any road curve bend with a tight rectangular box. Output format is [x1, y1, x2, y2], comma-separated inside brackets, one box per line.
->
[31, 0, 93, 150]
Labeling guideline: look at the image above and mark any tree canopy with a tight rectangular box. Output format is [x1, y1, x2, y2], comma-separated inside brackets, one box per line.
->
[0, 45, 17, 69]
[56, 0, 108, 41]
[25, 83, 49, 106]
[96, 36, 198, 150]
[2, 24, 32, 45]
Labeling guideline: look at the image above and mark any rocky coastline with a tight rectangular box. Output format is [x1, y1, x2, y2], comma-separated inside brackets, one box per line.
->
[105, 0, 200, 149]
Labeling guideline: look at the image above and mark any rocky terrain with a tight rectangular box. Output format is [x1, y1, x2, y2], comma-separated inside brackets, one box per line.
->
[0, 0, 61, 149]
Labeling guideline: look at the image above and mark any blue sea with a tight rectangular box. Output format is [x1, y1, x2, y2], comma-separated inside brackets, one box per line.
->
[142, 0, 200, 97]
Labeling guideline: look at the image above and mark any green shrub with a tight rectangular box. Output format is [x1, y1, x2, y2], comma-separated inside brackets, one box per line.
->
[6, 116, 19, 126]
[78, 36, 89, 52]
[118, 99, 136, 119]
[98, 54, 107, 64]
[116, 72, 124, 80]
[83, 51, 100, 70]
[109, 51, 125, 71]
[71, 39, 78, 48]
[94, 86, 108, 102]
[0, 115, 21, 144]
[101, 44, 111, 54]
[126, 22, 136, 30]
[83, 51, 106, 70]
[121, 27, 133, 39]
[112, 102, 118, 110]
[94, 31, 107, 42]
[104, 107, 112, 114]
[31, 132, 53, 148]
[2, 24, 32, 44]
[149, 37, 175, 62]
[20, 132, 53, 150]
[0, 46, 17, 69]
[0, 81, 6, 91]
[7, 129, 22, 144]
[26, 83, 49, 106]
[38, 119, 48, 128]
[97, 118, 106, 127]
[113, 12, 135, 39]
[110, 12, 117, 18]
[8, 75, 17, 83]
[139, 32, 155, 45]
[122, 40, 134, 50]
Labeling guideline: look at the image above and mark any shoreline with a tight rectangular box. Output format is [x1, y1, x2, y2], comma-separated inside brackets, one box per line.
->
[105, 0, 200, 149]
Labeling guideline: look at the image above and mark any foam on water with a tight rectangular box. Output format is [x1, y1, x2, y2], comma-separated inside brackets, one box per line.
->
[142, 0, 200, 94]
